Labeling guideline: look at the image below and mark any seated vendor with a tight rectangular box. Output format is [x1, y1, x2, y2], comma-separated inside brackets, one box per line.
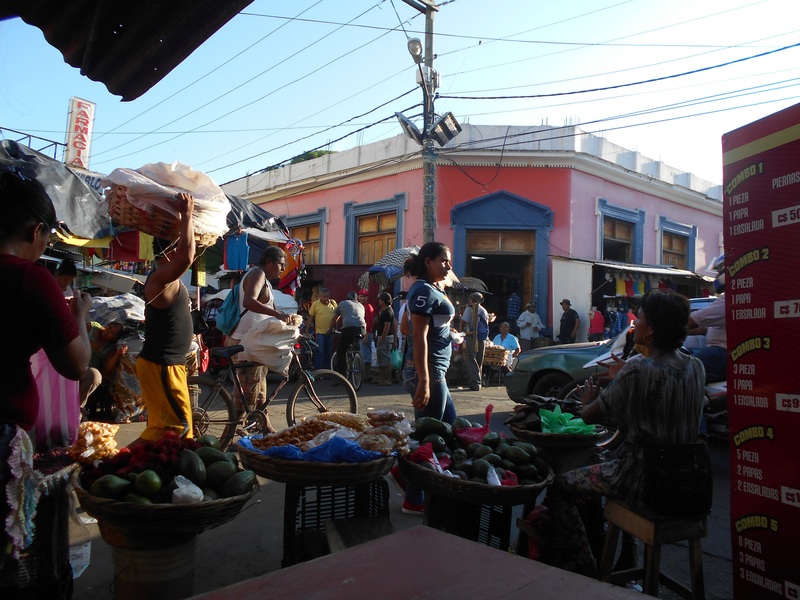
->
[543, 289, 704, 576]
[491, 321, 521, 372]
[79, 321, 128, 414]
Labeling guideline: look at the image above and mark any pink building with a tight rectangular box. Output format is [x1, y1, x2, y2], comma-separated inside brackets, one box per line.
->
[222, 124, 722, 339]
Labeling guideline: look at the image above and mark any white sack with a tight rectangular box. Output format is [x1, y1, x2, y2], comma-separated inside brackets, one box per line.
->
[241, 317, 300, 377]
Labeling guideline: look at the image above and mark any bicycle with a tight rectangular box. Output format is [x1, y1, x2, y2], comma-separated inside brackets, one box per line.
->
[330, 330, 364, 392]
[189, 334, 358, 451]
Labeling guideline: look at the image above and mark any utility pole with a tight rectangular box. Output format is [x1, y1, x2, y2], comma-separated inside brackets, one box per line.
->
[403, 0, 438, 244]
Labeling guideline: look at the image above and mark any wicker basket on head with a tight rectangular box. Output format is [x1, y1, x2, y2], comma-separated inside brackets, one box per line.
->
[107, 184, 220, 248]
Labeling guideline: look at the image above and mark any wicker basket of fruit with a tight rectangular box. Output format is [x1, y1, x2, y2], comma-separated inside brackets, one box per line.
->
[71, 432, 257, 536]
[239, 448, 394, 486]
[508, 424, 609, 449]
[398, 456, 553, 505]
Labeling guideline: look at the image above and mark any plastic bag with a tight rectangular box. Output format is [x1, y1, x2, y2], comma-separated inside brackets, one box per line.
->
[407, 442, 445, 473]
[539, 404, 596, 435]
[390, 348, 402, 370]
[172, 475, 204, 504]
[500, 470, 519, 486]
[486, 466, 502, 486]
[454, 404, 494, 446]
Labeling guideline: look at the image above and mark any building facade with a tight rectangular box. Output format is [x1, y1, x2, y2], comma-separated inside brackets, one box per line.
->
[222, 124, 723, 340]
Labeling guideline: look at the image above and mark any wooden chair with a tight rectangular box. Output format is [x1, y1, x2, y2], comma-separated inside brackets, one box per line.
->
[598, 498, 707, 598]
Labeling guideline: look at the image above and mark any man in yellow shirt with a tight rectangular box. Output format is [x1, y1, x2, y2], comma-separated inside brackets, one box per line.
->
[308, 287, 337, 370]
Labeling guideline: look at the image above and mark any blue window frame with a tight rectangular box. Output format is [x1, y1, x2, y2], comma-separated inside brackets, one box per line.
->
[598, 198, 644, 263]
[283, 207, 328, 264]
[659, 216, 696, 271]
[344, 193, 407, 264]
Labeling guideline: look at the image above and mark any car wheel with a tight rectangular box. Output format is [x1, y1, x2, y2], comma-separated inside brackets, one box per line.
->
[531, 373, 571, 397]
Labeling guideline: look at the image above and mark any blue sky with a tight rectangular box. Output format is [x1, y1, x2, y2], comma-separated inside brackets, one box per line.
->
[2, 0, 799, 186]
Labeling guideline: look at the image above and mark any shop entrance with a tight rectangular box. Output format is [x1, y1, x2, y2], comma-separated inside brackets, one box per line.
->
[465, 230, 535, 335]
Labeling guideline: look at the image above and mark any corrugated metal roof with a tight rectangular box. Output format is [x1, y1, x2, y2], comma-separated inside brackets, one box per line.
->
[1, 0, 253, 101]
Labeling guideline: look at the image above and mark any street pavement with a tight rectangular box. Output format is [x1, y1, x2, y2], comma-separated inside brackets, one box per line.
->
[71, 381, 733, 599]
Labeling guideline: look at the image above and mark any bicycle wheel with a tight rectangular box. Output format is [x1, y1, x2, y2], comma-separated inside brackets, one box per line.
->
[330, 351, 337, 371]
[350, 352, 364, 391]
[286, 369, 358, 426]
[188, 376, 238, 451]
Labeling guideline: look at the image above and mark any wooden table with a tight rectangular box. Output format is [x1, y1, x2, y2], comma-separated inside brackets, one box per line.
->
[191, 526, 640, 599]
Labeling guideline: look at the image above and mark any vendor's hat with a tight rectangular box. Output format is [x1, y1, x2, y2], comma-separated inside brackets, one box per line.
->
[357, 289, 369, 296]
[561, 298, 571, 305]
[469, 292, 484, 303]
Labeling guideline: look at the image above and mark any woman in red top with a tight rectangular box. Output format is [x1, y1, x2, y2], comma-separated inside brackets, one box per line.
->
[0, 170, 91, 585]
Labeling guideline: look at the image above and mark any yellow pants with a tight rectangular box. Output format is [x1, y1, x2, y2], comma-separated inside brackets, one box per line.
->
[136, 357, 193, 441]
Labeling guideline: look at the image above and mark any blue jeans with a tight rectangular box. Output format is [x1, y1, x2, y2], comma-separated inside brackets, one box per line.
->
[360, 335, 373, 366]
[402, 366, 456, 504]
[691, 345, 727, 383]
[314, 333, 333, 370]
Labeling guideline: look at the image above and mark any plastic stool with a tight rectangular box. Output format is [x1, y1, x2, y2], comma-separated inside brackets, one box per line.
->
[598, 498, 707, 598]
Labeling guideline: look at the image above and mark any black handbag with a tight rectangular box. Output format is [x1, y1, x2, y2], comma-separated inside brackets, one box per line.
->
[643, 440, 713, 516]
[191, 308, 210, 335]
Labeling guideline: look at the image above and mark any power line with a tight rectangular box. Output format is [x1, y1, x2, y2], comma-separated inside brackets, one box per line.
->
[209, 93, 420, 177]
[444, 94, 800, 157]
[240, 4, 767, 50]
[92, 0, 329, 145]
[439, 41, 800, 101]
[93, 1, 391, 164]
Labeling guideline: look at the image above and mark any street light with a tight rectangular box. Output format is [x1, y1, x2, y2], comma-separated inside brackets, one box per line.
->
[398, 1, 461, 244]
[407, 38, 423, 64]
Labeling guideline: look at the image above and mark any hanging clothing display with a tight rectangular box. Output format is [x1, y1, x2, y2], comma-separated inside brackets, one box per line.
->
[224, 232, 250, 271]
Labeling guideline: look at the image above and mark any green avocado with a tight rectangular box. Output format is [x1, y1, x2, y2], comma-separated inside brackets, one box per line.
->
[482, 432, 501, 449]
[90, 474, 132, 500]
[472, 445, 493, 460]
[220, 470, 257, 498]
[452, 417, 473, 430]
[483, 453, 504, 467]
[472, 458, 492, 478]
[123, 493, 153, 504]
[504, 446, 531, 466]
[412, 417, 449, 440]
[422, 434, 448, 453]
[194, 446, 231, 467]
[178, 448, 207, 486]
[205, 460, 238, 491]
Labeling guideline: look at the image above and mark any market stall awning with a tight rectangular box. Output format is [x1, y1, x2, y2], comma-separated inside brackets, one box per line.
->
[0, 140, 112, 239]
[1, 1, 254, 101]
[574, 259, 712, 283]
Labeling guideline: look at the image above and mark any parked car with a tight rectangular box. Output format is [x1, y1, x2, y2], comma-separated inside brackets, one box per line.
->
[504, 338, 614, 401]
[504, 297, 716, 401]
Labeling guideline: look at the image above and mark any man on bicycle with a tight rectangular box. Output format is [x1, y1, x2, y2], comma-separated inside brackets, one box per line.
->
[225, 246, 289, 431]
[333, 291, 366, 377]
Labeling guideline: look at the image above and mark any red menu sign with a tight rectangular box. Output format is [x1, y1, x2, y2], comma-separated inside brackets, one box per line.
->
[722, 102, 800, 599]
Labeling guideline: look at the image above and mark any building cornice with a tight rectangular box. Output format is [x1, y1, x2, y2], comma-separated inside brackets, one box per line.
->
[227, 142, 721, 217]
